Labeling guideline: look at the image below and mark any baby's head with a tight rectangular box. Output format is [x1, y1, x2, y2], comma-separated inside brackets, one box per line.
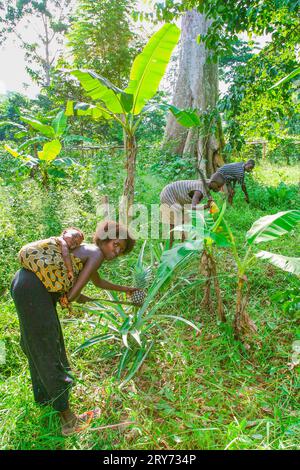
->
[61, 227, 84, 249]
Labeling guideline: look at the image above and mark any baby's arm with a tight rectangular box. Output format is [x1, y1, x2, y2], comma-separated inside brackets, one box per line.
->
[56, 237, 74, 279]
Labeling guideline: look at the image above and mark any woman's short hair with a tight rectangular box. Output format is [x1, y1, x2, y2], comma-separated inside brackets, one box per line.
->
[93, 220, 135, 254]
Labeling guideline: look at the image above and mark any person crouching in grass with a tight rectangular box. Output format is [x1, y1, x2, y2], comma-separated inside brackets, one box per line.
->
[160, 176, 224, 247]
[211, 159, 255, 204]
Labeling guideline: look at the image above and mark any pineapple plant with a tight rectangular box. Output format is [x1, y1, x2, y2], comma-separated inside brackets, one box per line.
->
[130, 265, 152, 305]
[128, 242, 152, 306]
[76, 239, 200, 386]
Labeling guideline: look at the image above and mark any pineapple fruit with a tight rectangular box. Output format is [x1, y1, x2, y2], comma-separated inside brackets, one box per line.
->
[129, 248, 152, 306]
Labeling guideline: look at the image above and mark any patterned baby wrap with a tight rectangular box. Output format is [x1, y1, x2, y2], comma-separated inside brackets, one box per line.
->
[18, 237, 83, 293]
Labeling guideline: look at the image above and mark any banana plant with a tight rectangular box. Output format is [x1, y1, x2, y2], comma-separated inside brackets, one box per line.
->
[1, 109, 68, 152]
[173, 203, 300, 341]
[4, 140, 62, 186]
[65, 23, 180, 215]
[195, 202, 228, 322]
[1, 109, 83, 185]
[166, 196, 231, 322]
[221, 210, 300, 341]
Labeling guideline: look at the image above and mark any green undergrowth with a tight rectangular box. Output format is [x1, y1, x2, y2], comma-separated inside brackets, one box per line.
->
[0, 158, 299, 449]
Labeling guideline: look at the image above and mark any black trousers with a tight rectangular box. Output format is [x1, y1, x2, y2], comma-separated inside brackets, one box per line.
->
[10, 269, 73, 412]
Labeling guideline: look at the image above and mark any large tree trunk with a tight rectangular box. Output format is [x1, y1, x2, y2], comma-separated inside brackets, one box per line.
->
[164, 9, 225, 177]
[41, 12, 51, 87]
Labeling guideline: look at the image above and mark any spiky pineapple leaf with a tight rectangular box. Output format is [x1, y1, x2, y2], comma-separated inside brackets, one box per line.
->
[119, 341, 154, 388]
[73, 334, 116, 354]
[158, 315, 201, 332]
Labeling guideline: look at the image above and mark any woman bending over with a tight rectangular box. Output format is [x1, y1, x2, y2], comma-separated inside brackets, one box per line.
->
[11, 220, 137, 436]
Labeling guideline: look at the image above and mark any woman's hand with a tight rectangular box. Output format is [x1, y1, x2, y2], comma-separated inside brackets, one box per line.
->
[122, 286, 140, 300]
[124, 286, 139, 295]
[124, 287, 140, 301]
[59, 294, 70, 309]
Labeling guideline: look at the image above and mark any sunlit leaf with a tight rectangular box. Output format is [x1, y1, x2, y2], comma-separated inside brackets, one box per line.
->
[256, 251, 300, 276]
[52, 110, 68, 136]
[70, 70, 124, 113]
[4, 144, 20, 158]
[20, 116, 55, 138]
[14, 131, 28, 139]
[246, 210, 300, 245]
[38, 139, 62, 162]
[65, 100, 74, 116]
[0, 121, 26, 130]
[126, 24, 180, 115]
[163, 104, 201, 127]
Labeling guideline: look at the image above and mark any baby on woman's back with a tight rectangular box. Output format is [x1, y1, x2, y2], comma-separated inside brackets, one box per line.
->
[18, 227, 84, 292]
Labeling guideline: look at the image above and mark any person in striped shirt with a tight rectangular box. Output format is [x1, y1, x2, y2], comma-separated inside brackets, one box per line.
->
[213, 160, 255, 204]
[160, 176, 224, 246]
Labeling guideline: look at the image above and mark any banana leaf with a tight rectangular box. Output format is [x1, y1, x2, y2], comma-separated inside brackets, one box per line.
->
[126, 24, 180, 115]
[246, 210, 300, 245]
[66, 101, 112, 120]
[38, 139, 62, 162]
[256, 251, 300, 276]
[17, 136, 47, 151]
[164, 104, 201, 127]
[4, 144, 21, 158]
[20, 116, 55, 138]
[52, 110, 68, 137]
[70, 70, 125, 114]
[0, 121, 26, 130]
[3, 145, 37, 166]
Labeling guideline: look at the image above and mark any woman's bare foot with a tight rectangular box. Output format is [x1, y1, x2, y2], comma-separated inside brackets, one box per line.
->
[60, 408, 77, 432]
[60, 408, 101, 436]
